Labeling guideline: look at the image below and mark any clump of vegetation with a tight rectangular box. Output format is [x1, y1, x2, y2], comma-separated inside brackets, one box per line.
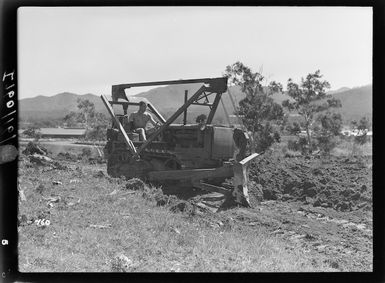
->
[350, 116, 371, 156]
[224, 61, 284, 152]
[23, 127, 42, 141]
[81, 148, 92, 158]
[287, 137, 308, 155]
[282, 70, 342, 155]
[63, 98, 109, 141]
[22, 141, 48, 156]
[314, 111, 343, 155]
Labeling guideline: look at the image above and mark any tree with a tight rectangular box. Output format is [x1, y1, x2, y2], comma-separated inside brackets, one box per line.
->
[63, 111, 82, 127]
[62, 99, 109, 141]
[282, 70, 341, 154]
[351, 116, 371, 146]
[286, 121, 301, 135]
[23, 126, 41, 141]
[315, 112, 343, 155]
[85, 113, 110, 141]
[224, 61, 284, 152]
[77, 98, 96, 129]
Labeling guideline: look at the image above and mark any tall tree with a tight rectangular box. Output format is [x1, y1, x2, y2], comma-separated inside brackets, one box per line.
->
[282, 70, 341, 153]
[77, 98, 96, 129]
[224, 62, 284, 152]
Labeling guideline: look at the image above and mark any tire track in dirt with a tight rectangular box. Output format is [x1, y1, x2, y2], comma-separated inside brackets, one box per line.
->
[221, 199, 372, 271]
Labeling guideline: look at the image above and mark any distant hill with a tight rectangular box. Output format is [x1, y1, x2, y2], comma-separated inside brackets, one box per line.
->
[327, 87, 351, 95]
[331, 85, 372, 121]
[19, 92, 107, 121]
[19, 84, 372, 125]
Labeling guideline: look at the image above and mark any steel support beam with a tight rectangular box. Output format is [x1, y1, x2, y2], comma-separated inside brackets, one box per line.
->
[112, 77, 227, 101]
[206, 93, 223, 124]
[100, 95, 137, 155]
[113, 77, 226, 89]
[183, 90, 188, 125]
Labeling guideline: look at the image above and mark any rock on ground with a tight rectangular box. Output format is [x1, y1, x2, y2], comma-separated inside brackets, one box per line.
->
[125, 178, 146, 191]
[111, 254, 136, 272]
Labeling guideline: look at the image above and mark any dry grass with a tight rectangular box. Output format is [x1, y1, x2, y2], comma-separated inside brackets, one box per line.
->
[276, 136, 372, 157]
[18, 158, 333, 272]
[331, 138, 372, 157]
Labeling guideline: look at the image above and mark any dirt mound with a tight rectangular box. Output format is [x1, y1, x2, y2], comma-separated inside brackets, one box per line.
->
[248, 152, 372, 212]
[125, 178, 146, 191]
[169, 200, 195, 214]
[22, 142, 48, 156]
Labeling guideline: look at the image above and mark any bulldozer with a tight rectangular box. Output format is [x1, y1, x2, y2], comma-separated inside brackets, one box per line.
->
[101, 77, 259, 207]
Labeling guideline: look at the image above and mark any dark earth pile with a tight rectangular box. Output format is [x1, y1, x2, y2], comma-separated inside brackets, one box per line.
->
[248, 151, 372, 212]
[22, 142, 48, 156]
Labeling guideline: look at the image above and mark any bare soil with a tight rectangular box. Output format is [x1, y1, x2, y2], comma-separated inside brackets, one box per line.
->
[189, 150, 373, 271]
[227, 151, 373, 271]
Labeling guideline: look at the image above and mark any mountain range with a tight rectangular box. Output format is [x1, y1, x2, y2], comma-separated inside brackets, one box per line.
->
[19, 84, 372, 125]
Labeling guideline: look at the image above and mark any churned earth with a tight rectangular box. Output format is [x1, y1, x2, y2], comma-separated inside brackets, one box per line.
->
[232, 151, 373, 271]
[248, 151, 372, 212]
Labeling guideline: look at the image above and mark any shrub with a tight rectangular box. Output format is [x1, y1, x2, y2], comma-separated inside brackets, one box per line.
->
[23, 127, 42, 141]
[86, 125, 107, 141]
[287, 137, 309, 154]
[316, 134, 338, 155]
[81, 148, 92, 157]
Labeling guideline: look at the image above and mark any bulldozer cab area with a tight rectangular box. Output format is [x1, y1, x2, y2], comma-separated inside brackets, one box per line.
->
[101, 77, 237, 164]
[107, 97, 165, 142]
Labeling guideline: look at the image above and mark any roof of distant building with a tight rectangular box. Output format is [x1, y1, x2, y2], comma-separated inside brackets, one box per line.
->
[22, 128, 87, 136]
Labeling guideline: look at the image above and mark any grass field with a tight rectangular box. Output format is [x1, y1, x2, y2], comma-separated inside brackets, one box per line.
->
[18, 159, 336, 272]
[18, 135, 372, 272]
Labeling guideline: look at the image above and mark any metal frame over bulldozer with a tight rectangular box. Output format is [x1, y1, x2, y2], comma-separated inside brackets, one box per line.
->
[101, 77, 259, 207]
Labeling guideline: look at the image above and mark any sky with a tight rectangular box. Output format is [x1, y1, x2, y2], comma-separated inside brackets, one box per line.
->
[17, 6, 372, 99]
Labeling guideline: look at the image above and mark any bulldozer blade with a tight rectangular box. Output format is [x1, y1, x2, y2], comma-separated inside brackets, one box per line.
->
[232, 153, 259, 207]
